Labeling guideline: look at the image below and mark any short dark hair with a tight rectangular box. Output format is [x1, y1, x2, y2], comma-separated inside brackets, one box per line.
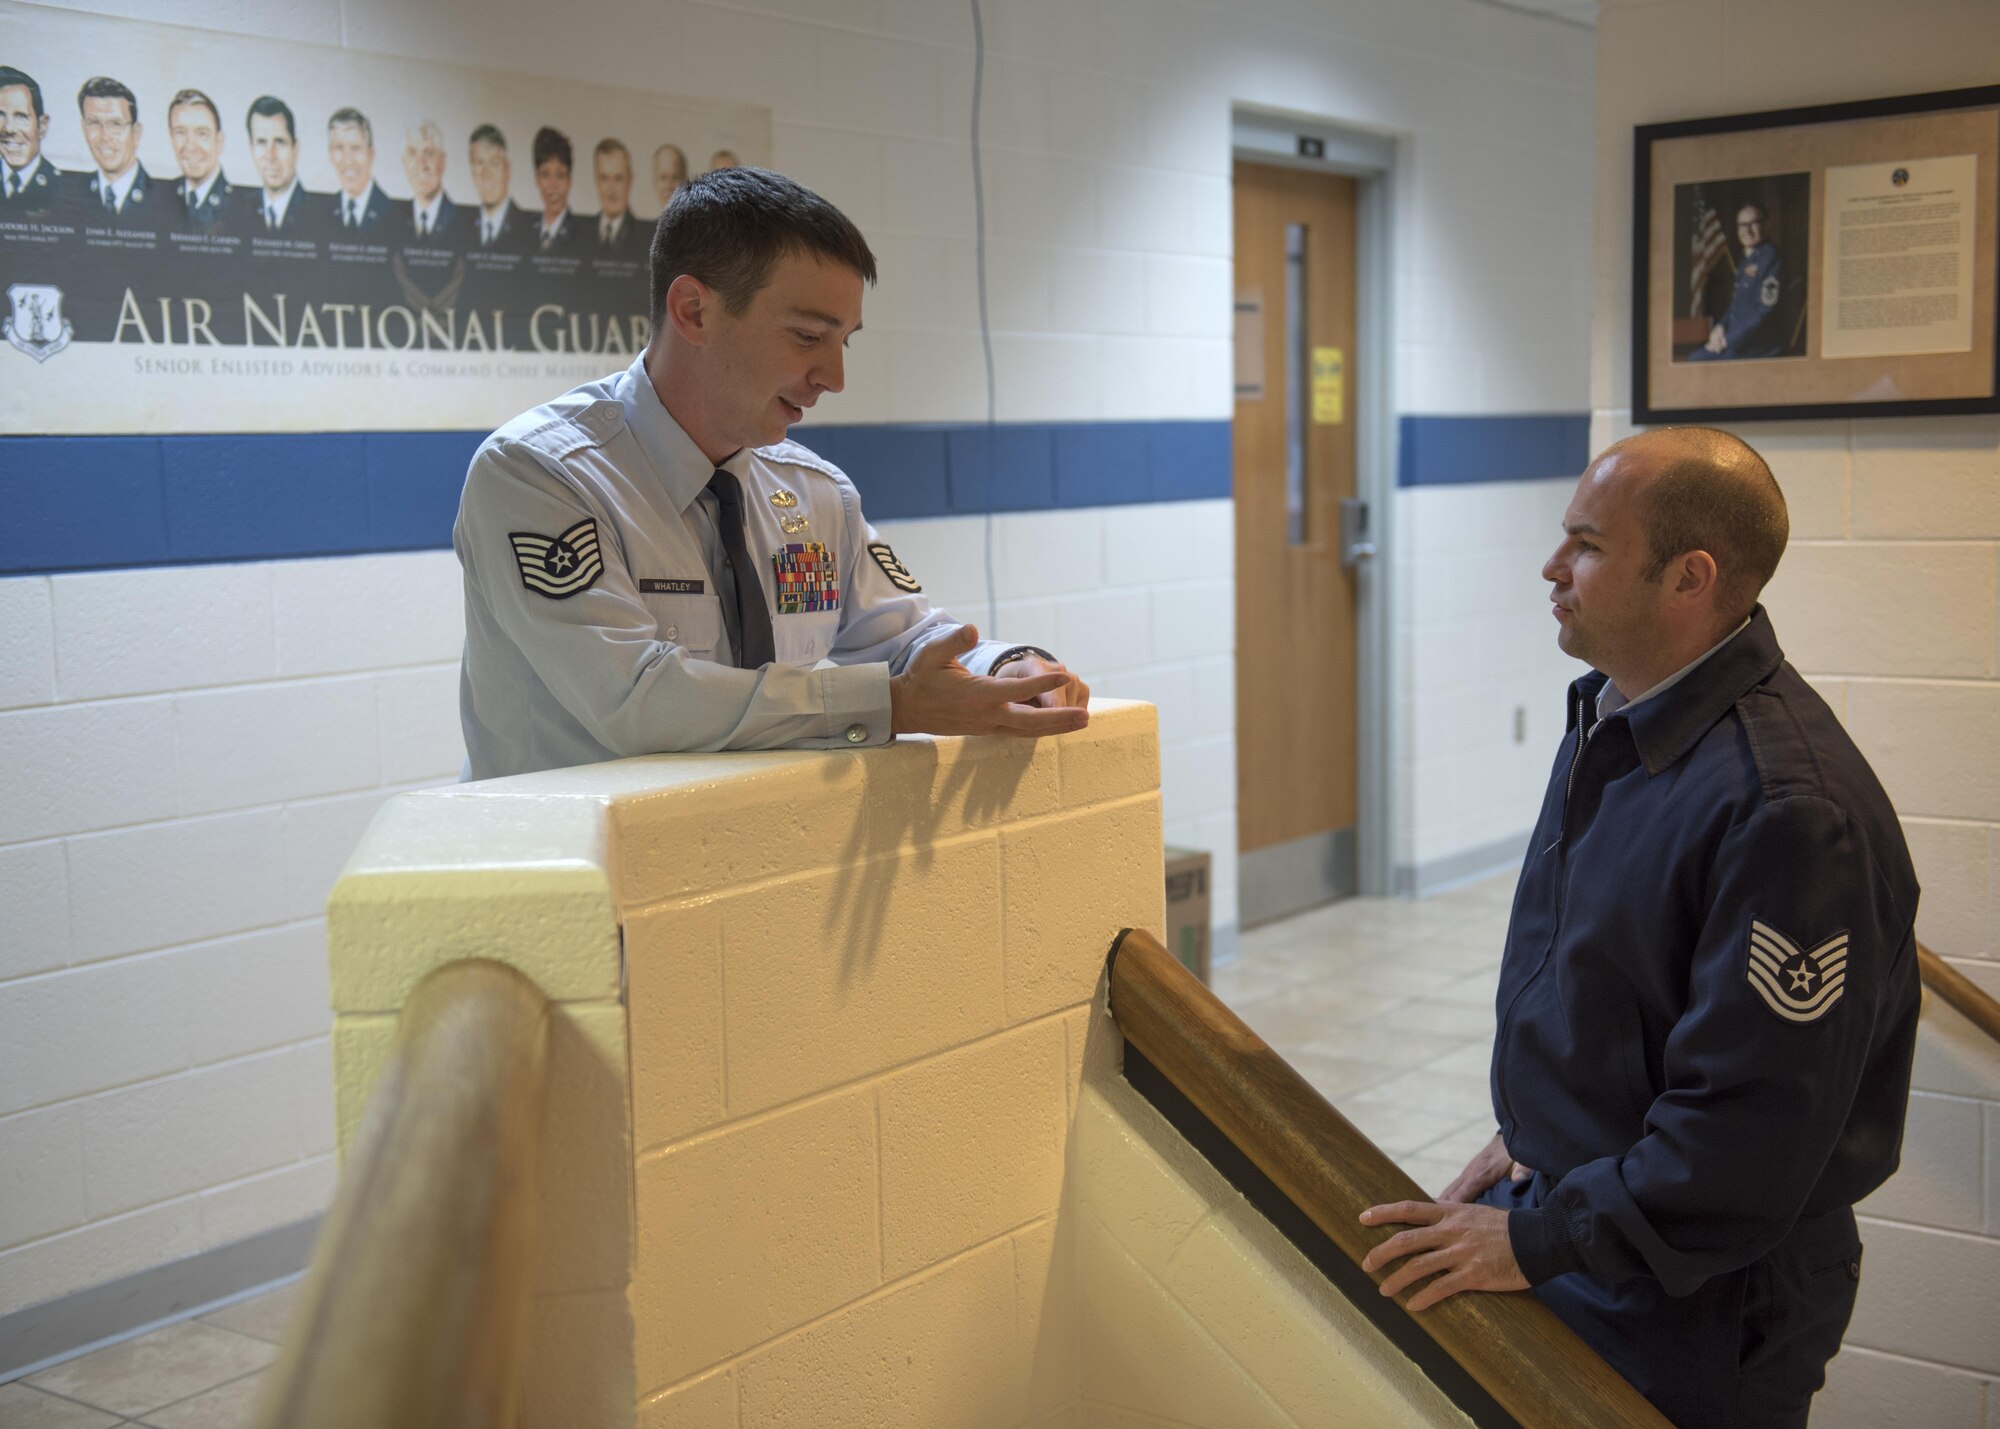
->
[1632, 428, 1789, 620]
[594, 136, 630, 163]
[0, 66, 44, 119]
[469, 122, 506, 152]
[649, 166, 876, 325]
[246, 94, 296, 143]
[532, 126, 571, 173]
[328, 106, 372, 145]
[167, 88, 220, 128]
[77, 75, 137, 124]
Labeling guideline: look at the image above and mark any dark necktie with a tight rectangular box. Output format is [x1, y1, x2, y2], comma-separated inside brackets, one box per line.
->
[707, 470, 776, 670]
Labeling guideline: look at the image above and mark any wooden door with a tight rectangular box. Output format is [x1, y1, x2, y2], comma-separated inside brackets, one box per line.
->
[1233, 161, 1359, 923]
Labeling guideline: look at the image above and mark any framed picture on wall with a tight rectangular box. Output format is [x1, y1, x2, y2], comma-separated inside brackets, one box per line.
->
[1633, 84, 2000, 423]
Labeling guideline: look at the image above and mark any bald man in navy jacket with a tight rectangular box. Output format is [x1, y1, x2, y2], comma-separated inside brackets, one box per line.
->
[1362, 428, 1919, 1429]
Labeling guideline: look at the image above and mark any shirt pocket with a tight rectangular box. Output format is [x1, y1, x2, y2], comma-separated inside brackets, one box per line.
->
[774, 610, 839, 665]
[641, 592, 723, 660]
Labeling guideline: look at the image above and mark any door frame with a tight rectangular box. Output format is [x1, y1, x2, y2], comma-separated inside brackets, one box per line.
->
[1230, 107, 1399, 897]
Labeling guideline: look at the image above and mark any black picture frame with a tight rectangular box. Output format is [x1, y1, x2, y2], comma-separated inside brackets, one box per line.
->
[1633, 84, 2000, 424]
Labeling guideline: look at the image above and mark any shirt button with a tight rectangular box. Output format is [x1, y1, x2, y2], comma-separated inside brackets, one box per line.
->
[844, 724, 867, 744]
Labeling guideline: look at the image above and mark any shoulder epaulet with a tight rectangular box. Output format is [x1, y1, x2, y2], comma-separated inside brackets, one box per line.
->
[756, 438, 848, 485]
[1736, 686, 1829, 804]
[507, 399, 627, 461]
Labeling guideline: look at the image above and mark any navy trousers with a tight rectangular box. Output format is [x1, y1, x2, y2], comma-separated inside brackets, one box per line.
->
[1481, 1175, 1862, 1428]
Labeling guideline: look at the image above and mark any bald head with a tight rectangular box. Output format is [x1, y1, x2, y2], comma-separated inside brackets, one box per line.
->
[1595, 427, 1788, 623]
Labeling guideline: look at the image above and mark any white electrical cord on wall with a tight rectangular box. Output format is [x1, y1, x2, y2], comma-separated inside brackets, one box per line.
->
[969, 0, 999, 633]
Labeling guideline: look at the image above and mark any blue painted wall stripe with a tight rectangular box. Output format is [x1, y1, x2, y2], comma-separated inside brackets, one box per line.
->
[1, 421, 1232, 576]
[1397, 413, 1589, 487]
[4, 412, 1588, 575]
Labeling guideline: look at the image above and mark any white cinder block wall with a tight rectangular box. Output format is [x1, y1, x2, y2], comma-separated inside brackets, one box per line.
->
[0, 554, 466, 1322]
[1593, 1, 2000, 1421]
[1400, 480, 1584, 874]
[2, 0, 1595, 1335]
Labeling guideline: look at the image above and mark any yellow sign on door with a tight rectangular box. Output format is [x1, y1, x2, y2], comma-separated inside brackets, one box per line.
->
[1312, 347, 1344, 424]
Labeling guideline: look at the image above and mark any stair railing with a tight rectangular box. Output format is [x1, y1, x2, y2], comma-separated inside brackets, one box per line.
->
[1107, 927, 1669, 1429]
[252, 959, 551, 1429]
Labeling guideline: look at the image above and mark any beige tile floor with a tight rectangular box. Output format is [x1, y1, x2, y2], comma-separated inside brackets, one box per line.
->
[0, 1281, 298, 1429]
[1212, 869, 1517, 1199]
[0, 873, 1514, 1422]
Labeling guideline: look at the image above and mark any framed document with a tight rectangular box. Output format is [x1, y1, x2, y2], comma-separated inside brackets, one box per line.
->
[1633, 85, 1999, 423]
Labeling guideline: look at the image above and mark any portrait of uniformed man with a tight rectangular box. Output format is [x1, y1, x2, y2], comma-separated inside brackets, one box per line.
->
[69, 75, 157, 222]
[651, 141, 687, 211]
[390, 117, 468, 321]
[0, 65, 61, 215]
[166, 87, 231, 233]
[1679, 175, 1808, 364]
[590, 137, 648, 258]
[326, 106, 394, 232]
[530, 125, 583, 254]
[398, 118, 462, 245]
[238, 94, 322, 238]
[467, 122, 529, 252]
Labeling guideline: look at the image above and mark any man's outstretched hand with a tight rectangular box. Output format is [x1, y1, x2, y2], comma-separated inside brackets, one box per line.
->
[890, 625, 1090, 738]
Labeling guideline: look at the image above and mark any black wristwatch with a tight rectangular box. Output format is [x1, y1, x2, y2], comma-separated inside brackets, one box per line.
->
[990, 644, 1057, 672]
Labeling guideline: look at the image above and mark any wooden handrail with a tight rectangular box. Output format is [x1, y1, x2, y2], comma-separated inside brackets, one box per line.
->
[1918, 941, 2000, 1045]
[1108, 928, 1669, 1429]
[254, 960, 551, 1429]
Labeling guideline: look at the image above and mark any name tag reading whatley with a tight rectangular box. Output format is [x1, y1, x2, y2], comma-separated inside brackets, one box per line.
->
[640, 578, 706, 595]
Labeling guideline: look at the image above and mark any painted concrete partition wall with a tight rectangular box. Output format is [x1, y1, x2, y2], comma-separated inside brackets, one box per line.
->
[328, 701, 1465, 1427]
[1070, 1081, 1467, 1427]
[329, 701, 1163, 1425]
[1591, 3, 2000, 1421]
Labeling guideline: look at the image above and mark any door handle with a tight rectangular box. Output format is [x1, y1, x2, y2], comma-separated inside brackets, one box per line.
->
[1338, 499, 1375, 568]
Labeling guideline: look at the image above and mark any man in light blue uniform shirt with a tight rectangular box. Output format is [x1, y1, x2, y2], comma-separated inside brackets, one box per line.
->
[455, 166, 1088, 780]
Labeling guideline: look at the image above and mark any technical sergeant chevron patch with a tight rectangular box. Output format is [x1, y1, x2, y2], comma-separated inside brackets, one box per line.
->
[510, 518, 604, 599]
[1746, 920, 1848, 1024]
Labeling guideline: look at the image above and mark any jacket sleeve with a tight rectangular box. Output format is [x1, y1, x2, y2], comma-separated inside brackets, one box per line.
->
[458, 436, 891, 754]
[1508, 793, 1912, 1295]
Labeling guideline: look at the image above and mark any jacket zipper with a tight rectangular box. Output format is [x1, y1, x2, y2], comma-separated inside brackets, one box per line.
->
[1499, 690, 1597, 1135]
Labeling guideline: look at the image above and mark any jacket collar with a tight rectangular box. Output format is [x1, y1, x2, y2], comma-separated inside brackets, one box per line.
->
[1569, 606, 1785, 775]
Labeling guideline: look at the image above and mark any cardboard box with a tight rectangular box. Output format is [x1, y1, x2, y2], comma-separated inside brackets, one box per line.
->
[1163, 846, 1212, 983]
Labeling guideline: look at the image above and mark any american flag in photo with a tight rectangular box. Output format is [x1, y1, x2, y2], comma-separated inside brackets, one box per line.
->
[1688, 191, 1730, 318]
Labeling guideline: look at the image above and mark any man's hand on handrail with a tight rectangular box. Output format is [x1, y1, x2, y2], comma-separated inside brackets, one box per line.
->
[1358, 1200, 1530, 1312]
[1361, 1132, 1535, 1310]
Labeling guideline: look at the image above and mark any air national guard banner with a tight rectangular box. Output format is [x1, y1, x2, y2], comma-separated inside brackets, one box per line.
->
[0, 3, 770, 434]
